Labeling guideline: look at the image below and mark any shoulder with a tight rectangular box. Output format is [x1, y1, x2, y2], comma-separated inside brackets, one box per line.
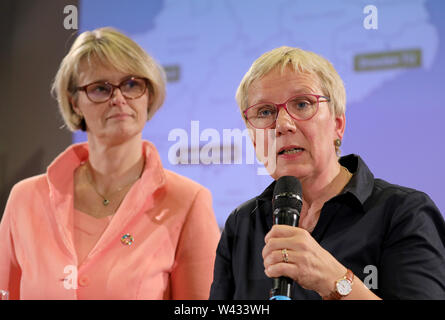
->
[344, 154, 440, 216]
[222, 181, 274, 232]
[373, 178, 418, 195]
[3, 174, 49, 225]
[222, 196, 260, 233]
[7, 174, 48, 203]
[232, 197, 259, 219]
[160, 169, 214, 211]
[163, 169, 208, 196]
[371, 178, 438, 212]
[368, 179, 445, 240]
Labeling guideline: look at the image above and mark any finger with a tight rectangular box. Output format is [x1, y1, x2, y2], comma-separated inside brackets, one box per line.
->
[265, 260, 299, 280]
[262, 237, 296, 260]
[264, 225, 301, 243]
[263, 248, 294, 269]
[262, 228, 313, 259]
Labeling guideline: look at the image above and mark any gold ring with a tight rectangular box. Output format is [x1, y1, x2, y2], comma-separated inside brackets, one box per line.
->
[281, 248, 289, 263]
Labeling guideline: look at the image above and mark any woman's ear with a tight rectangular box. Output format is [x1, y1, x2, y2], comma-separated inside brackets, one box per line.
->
[70, 96, 82, 117]
[335, 113, 346, 140]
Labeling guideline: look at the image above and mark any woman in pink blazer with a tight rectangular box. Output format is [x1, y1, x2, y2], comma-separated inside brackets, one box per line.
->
[0, 27, 220, 300]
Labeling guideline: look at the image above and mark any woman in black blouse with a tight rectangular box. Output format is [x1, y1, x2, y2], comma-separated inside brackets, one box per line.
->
[210, 46, 445, 300]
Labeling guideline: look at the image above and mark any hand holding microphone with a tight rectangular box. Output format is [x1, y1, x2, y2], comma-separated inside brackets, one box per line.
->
[263, 176, 349, 299]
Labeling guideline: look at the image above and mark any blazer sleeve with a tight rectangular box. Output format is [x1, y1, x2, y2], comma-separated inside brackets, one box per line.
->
[379, 191, 445, 299]
[209, 209, 237, 300]
[170, 187, 221, 299]
[0, 187, 22, 300]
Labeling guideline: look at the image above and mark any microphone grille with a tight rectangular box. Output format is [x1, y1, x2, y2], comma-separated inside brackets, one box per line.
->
[272, 176, 303, 211]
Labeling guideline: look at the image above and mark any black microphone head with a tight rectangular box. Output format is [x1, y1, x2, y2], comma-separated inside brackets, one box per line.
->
[272, 176, 303, 211]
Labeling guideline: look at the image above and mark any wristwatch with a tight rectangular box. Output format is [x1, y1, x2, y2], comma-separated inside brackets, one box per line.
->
[322, 269, 354, 300]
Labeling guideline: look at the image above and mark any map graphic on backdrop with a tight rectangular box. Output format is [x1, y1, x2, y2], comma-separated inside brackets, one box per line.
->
[78, 0, 445, 227]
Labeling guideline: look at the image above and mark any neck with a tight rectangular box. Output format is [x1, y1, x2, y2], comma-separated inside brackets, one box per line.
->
[300, 161, 342, 207]
[86, 134, 144, 195]
[296, 159, 352, 233]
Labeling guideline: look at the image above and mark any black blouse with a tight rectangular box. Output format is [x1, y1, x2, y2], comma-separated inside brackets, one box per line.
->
[209, 154, 445, 300]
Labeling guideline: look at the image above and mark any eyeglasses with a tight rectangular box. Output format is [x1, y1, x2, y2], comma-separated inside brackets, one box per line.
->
[243, 94, 330, 129]
[76, 77, 148, 103]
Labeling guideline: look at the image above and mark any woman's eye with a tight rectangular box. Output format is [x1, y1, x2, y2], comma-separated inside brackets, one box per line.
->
[123, 79, 143, 91]
[296, 101, 309, 109]
[288, 98, 315, 111]
[257, 107, 276, 117]
[92, 84, 109, 93]
[125, 80, 136, 88]
[290, 98, 311, 108]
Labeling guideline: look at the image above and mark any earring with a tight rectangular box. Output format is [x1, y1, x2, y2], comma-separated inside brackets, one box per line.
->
[76, 113, 84, 123]
[334, 138, 342, 147]
[334, 138, 342, 157]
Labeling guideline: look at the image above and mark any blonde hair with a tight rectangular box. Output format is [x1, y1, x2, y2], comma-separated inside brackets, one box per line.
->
[235, 46, 346, 117]
[52, 27, 166, 131]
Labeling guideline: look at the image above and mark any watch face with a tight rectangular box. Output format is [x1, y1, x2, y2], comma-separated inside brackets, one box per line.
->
[336, 279, 352, 296]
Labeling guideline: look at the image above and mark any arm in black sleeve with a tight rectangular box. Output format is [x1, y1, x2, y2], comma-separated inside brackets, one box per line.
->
[379, 191, 445, 299]
[209, 210, 236, 300]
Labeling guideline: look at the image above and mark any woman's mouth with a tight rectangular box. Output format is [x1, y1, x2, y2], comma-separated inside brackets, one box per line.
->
[278, 146, 305, 155]
[107, 113, 131, 120]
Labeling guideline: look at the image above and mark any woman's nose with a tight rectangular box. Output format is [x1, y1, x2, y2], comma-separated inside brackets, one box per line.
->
[110, 87, 127, 106]
[275, 107, 297, 136]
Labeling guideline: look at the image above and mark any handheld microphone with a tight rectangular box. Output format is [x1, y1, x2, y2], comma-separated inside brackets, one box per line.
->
[269, 176, 303, 300]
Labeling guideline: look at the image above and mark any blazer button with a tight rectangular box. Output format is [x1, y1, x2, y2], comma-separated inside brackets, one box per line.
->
[78, 276, 90, 287]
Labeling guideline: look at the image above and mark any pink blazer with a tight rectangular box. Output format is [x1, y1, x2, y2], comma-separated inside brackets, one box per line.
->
[0, 141, 221, 299]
